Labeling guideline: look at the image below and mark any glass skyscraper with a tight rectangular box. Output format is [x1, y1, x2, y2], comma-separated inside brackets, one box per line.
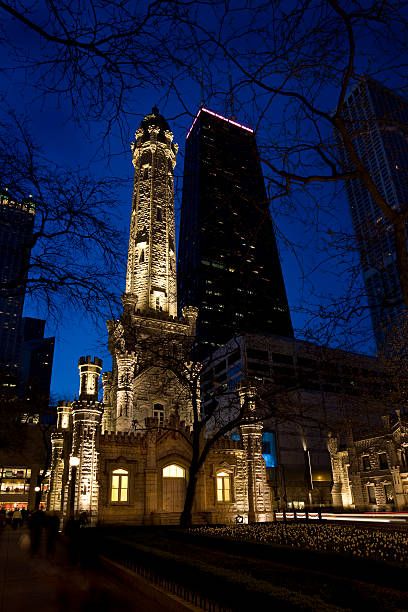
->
[0, 191, 35, 380]
[339, 79, 408, 348]
[178, 108, 293, 357]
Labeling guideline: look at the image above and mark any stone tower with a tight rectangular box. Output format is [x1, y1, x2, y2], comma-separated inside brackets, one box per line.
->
[125, 106, 178, 316]
[78, 355, 102, 399]
[103, 108, 198, 434]
[239, 385, 272, 522]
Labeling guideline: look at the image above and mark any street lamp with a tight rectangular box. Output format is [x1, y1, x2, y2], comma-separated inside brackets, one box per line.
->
[69, 456, 80, 516]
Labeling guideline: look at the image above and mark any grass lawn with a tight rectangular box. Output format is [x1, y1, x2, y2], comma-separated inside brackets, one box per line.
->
[89, 524, 408, 611]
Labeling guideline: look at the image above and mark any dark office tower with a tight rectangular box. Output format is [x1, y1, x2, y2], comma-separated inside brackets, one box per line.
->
[0, 190, 35, 381]
[178, 108, 293, 356]
[20, 317, 55, 412]
[338, 79, 408, 349]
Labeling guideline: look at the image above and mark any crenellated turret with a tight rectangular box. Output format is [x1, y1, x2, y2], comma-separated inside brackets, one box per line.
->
[57, 400, 72, 430]
[78, 355, 103, 400]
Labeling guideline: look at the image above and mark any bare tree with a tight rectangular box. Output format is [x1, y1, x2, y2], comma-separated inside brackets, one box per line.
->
[0, 115, 124, 321]
[1, 1, 407, 346]
[179, 0, 408, 340]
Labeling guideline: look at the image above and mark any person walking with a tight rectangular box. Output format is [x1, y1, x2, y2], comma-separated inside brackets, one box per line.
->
[12, 507, 22, 529]
[29, 509, 44, 555]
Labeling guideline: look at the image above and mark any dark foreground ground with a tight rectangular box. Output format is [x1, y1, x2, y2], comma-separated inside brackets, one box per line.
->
[92, 523, 408, 611]
[1, 522, 408, 611]
[0, 525, 186, 612]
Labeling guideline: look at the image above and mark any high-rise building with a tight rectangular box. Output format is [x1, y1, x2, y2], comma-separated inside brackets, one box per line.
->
[178, 108, 293, 358]
[20, 317, 55, 412]
[0, 190, 35, 381]
[338, 79, 408, 348]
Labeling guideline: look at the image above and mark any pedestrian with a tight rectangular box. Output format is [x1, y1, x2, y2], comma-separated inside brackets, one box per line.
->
[12, 507, 22, 529]
[0, 507, 6, 528]
[79, 510, 89, 528]
[29, 509, 44, 556]
[21, 508, 28, 525]
[45, 511, 60, 556]
[65, 515, 80, 565]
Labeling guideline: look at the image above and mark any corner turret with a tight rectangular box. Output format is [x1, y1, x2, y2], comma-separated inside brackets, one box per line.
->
[78, 356, 103, 400]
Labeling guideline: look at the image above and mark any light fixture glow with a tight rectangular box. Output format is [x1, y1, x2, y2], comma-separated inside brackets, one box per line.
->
[186, 107, 254, 139]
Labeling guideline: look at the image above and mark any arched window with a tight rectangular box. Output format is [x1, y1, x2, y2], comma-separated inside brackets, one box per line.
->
[153, 403, 164, 425]
[156, 206, 162, 222]
[163, 464, 185, 478]
[216, 471, 231, 502]
[111, 468, 128, 502]
[139, 249, 145, 263]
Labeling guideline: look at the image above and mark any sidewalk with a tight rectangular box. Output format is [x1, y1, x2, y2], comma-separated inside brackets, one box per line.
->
[0, 525, 159, 611]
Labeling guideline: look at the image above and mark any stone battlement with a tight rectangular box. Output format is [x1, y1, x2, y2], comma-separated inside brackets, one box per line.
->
[78, 355, 103, 367]
[101, 431, 146, 445]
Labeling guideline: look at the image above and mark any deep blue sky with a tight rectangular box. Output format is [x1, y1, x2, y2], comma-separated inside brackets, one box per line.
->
[0, 2, 388, 400]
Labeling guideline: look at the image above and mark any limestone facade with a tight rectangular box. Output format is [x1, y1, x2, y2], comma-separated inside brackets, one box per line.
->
[329, 412, 408, 510]
[48, 108, 272, 525]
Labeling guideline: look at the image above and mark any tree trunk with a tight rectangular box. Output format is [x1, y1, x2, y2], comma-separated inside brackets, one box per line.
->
[180, 468, 199, 528]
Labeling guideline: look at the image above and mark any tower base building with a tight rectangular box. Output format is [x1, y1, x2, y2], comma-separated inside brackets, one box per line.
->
[48, 109, 272, 525]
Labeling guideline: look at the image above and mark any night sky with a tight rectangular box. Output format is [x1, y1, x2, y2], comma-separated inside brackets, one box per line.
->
[1, 2, 395, 400]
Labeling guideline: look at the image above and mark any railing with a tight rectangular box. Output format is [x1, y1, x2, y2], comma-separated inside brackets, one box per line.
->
[102, 545, 232, 612]
[274, 511, 321, 521]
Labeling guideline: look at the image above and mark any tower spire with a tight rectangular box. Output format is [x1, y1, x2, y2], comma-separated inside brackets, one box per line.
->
[125, 109, 178, 316]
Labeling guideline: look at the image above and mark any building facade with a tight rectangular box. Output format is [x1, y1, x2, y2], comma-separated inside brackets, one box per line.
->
[48, 108, 272, 525]
[201, 333, 386, 510]
[338, 79, 408, 348]
[178, 108, 293, 358]
[20, 317, 55, 414]
[329, 412, 408, 510]
[0, 191, 35, 381]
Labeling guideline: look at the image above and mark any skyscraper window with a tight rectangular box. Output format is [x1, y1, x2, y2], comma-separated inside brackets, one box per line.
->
[178, 108, 293, 358]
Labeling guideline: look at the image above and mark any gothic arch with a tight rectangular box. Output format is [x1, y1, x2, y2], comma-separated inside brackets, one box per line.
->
[157, 454, 189, 513]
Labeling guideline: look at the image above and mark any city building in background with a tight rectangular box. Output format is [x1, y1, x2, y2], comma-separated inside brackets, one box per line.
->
[178, 108, 293, 358]
[0, 426, 50, 512]
[0, 190, 35, 382]
[19, 317, 55, 415]
[338, 79, 408, 349]
[201, 333, 386, 509]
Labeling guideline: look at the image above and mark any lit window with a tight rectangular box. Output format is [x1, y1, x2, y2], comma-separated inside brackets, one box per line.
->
[111, 468, 128, 502]
[163, 465, 185, 478]
[384, 484, 394, 504]
[216, 471, 231, 502]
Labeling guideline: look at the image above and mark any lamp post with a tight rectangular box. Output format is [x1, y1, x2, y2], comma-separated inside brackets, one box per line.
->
[69, 456, 80, 516]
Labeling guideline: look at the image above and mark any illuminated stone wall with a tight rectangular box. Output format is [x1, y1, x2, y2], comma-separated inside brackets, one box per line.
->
[239, 388, 273, 522]
[47, 110, 273, 526]
[329, 413, 408, 510]
[104, 109, 198, 435]
[125, 111, 177, 316]
[97, 413, 272, 525]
